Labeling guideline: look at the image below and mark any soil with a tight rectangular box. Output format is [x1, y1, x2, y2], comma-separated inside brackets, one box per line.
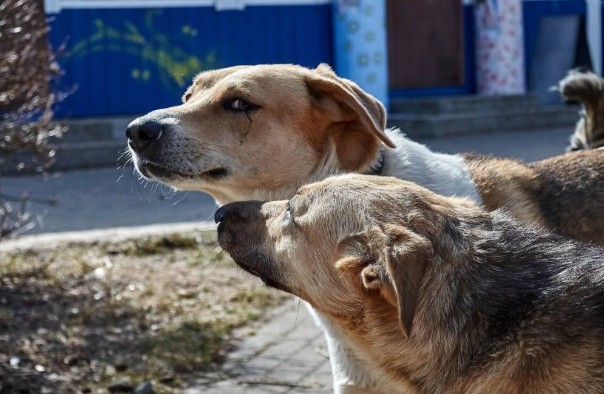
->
[0, 232, 285, 393]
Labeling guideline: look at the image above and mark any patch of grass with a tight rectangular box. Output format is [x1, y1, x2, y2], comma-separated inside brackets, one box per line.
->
[0, 308, 12, 325]
[0, 230, 286, 393]
[141, 320, 230, 372]
[102, 233, 202, 256]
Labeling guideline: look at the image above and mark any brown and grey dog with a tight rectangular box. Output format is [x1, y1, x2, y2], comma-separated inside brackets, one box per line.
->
[126, 64, 604, 391]
[216, 174, 604, 394]
[557, 69, 604, 151]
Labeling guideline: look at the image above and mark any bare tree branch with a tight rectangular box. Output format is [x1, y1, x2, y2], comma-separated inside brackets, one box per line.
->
[0, 0, 68, 240]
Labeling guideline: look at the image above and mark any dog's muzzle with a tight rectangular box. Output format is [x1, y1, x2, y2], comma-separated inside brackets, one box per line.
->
[215, 201, 291, 291]
[215, 201, 264, 243]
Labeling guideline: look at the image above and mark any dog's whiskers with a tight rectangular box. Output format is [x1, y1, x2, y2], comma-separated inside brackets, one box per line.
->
[170, 191, 190, 206]
[200, 249, 226, 272]
[293, 296, 301, 329]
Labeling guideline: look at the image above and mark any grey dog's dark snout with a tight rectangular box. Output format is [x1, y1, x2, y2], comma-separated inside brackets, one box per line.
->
[215, 201, 263, 224]
[216, 201, 264, 252]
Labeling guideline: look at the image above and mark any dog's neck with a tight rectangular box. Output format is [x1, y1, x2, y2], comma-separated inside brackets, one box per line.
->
[380, 129, 482, 204]
[315, 128, 481, 204]
[325, 273, 478, 392]
[366, 146, 386, 176]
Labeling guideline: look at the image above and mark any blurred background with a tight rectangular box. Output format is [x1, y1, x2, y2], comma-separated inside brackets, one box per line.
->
[2, 0, 599, 235]
[42, 0, 600, 115]
[2, 0, 597, 174]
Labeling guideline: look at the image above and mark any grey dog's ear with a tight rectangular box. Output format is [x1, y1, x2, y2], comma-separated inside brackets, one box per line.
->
[304, 64, 395, 172]
[382, 224, 431, 338]
[335, 227, 386, 274]
[335, 225, 430, 338]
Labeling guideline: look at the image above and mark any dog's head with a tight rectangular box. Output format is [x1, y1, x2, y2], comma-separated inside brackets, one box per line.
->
[556, 69, 604, 151]
[126, 64, 394, 203]
[216, 174, 481, 337]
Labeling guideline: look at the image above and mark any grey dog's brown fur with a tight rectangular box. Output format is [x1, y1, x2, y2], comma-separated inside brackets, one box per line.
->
[216, 175, 604, 393]
[558, 69, 604, 151]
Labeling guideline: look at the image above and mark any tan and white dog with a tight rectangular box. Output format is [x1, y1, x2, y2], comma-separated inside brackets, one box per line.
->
[216, 174, 604, 394]
[126, 64, 604, 392]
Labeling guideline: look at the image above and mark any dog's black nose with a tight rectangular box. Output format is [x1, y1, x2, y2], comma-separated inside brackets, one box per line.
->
[215, 201, 263, 224]
[215, 203, 242, 223]
[126, 119, 163, 152]
[214, 207, 225, 223]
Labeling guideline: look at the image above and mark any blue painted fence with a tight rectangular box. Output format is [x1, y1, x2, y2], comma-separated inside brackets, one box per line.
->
[48, 4, 333, 117]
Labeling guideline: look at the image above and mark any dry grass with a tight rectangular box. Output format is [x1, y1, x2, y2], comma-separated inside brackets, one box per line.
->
[0, 231, 286, 393]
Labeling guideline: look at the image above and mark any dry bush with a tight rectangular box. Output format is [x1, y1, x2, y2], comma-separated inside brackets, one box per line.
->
[0, 0, 66, 239]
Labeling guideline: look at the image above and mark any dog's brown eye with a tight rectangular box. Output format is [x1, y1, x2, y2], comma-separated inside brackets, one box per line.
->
[230, 99, 250, 111]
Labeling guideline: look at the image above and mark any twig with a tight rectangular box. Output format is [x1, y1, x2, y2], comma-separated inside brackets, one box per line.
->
[236, 379, 316, 388]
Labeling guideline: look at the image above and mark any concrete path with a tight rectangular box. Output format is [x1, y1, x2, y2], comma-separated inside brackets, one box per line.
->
[2, 127, 573, 393]
[2, 167, 216, 234]
[184, 302, 333, 394]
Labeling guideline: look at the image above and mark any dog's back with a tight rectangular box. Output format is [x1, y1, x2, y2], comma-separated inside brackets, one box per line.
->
[413, 210, 604, 392]
[474, 213, 604, 390]
[464, 149, 604, 245]
[529, 150, 604, 244]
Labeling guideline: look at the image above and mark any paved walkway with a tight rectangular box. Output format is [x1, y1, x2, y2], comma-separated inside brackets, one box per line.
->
[184, 303, 333, 394]
[2, 167, 216, 234]
[2, 127, 573, 393]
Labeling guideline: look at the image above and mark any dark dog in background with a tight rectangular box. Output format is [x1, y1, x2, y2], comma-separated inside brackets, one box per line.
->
[558, 69, 604, 151]
[216, 174, 604, 393]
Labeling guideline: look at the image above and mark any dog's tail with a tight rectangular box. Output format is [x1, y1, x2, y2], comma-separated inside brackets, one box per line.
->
[557, 68, 604, 103]
[556, 69, 604, 151]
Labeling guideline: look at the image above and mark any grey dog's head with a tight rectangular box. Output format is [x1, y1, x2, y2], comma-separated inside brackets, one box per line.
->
[215, 174, 484, 337]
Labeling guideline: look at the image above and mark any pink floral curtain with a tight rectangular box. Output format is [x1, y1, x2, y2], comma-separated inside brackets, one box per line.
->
[475, 0, 526, 94]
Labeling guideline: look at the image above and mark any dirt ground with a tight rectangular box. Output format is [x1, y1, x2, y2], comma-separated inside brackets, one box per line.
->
[0, 231, 286, 393]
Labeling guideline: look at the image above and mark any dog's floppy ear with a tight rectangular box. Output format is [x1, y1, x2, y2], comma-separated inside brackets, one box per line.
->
[335, 227, 387, 274]
[314, 64, 389, 132]
[382, 224, 431, 338]
[335, 224, 430, 338]
[305, 64, 395, 171]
